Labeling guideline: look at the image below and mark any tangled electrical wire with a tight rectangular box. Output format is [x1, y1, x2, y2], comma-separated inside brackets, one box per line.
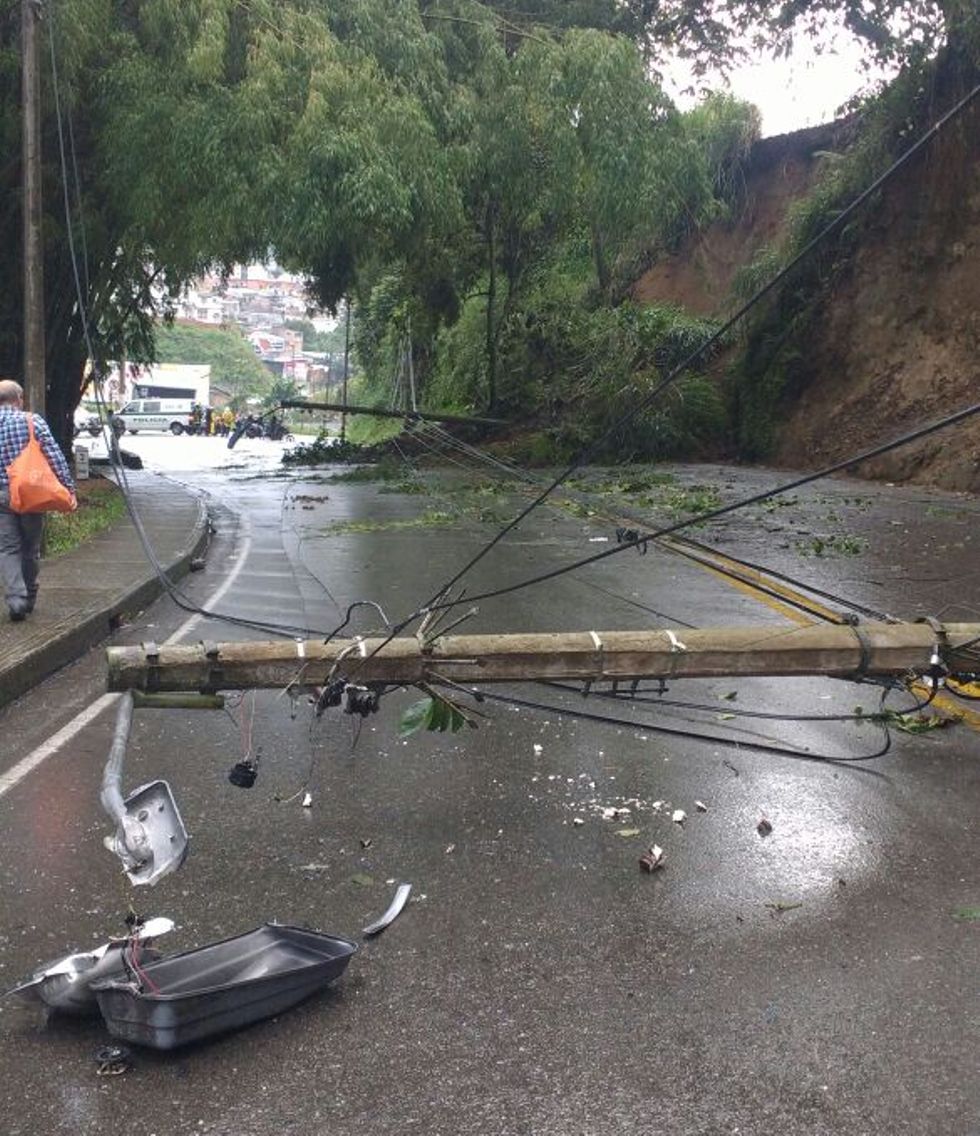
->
[43, 5, 980, 767]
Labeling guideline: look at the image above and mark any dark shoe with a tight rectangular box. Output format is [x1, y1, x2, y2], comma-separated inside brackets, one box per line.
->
[8, 604, 27, 622]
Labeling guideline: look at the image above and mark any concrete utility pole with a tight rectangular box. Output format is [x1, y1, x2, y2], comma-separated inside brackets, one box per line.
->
[341, 296, 350, 443]
[21, 0, 46, 414]
[105, 621, 980, 693]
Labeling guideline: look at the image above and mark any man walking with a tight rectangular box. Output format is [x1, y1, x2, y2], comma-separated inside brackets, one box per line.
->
[0, 379, 76, 621]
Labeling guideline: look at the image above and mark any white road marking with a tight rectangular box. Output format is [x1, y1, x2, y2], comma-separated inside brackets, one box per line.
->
[0, 694, 119, 796]
[0, 515, 253, 800]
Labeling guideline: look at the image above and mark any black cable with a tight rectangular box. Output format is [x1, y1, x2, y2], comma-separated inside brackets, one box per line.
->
[48, 15, 334, 643]
[418, 398, 980, 611]
[540, 678, 934, 722]
[405, 420, 892, 629]
[454, 685, 893, 765]
[324, 600, 392, 645]
[402, 425, 880, 630]
[410, 81, 980, 612]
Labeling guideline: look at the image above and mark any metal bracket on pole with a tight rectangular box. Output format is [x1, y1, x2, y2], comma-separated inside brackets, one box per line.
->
[100, 692, 189, 886]
[917, 616, 949, 689]
[201, 640, 224, 693]
[141, 640, 160, 693]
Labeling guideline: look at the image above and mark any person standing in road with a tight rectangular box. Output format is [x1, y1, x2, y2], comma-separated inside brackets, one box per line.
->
[0, 379, 76, 622]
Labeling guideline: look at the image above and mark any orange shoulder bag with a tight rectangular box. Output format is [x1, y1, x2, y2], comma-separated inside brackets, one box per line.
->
[6, 413, 77, 514]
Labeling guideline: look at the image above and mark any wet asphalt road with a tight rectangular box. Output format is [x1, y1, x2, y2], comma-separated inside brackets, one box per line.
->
[0, 436, 977, 1136]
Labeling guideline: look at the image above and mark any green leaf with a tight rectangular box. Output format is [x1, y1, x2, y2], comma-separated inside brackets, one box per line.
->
[429, 697, 451, 732]
[399, 698, 433, 737]
[399, 695, 470, 736]
[448, 706, 468, 733]
[951, 905, 980, 922]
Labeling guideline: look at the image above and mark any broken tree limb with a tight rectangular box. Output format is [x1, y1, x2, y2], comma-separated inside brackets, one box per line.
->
[105, 622, 980, 693]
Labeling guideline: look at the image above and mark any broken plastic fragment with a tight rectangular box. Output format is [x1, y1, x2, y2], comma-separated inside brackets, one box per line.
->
[639, 845, 664, 872]
[600, 806, 631, 821]
[533, 744, 543, 755]
[695, 800, 708, 813]
[671, 809, 686, 824]
[572, 817, 585, 826]
[302, 792, 313, 808]
[362, 883, 412, 937]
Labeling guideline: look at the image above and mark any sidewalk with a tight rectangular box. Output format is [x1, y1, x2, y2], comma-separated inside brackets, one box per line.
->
[0, 471, 208, 709]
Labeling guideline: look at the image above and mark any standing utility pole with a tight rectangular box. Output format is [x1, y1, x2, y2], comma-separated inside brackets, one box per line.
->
[22, 0, 46, 414]
[341, 296, 351, 443]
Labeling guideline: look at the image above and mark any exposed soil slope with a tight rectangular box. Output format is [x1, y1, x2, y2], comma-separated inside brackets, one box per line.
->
[632, 120, 853, 316]
[633, 84, 980, 492]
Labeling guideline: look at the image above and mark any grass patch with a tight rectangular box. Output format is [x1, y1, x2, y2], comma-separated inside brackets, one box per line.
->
[569, 470, 677, 495]
[328, 509, 457, 535]
[796, 534, 866, 558]
[43, 478, 126, 558]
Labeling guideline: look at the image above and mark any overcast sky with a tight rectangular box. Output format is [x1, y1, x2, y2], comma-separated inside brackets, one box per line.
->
[666, 23, 893, 137]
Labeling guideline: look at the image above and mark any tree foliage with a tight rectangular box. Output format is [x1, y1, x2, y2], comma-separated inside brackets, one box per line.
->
[154, 324, 272, 404]
[1, 0, 975, 457]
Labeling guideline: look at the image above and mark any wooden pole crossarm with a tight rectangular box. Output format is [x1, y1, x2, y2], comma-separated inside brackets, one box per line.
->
[279, 399, 508, 428]
[105, 622, 980, 694]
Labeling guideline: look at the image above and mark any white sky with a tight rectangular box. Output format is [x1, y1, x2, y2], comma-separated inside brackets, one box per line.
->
[666, 24, 894, 137]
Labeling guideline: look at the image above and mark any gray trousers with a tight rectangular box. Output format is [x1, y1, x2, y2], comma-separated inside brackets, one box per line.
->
[0, 491, 44, 609]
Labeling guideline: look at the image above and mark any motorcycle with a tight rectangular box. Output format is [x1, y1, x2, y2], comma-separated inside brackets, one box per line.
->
[227, 414, 295, 449]
[264, 417, 294, 442]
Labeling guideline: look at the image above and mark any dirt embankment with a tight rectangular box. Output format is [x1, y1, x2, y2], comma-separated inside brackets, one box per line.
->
[633, 84, 980, 493]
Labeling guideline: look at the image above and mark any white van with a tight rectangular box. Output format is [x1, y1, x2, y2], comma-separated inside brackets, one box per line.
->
[115, 399, 194, 435]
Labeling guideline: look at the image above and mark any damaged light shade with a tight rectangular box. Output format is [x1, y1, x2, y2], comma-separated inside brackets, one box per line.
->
[101, 692, 189, 885]
[5, 917, 174, 1014]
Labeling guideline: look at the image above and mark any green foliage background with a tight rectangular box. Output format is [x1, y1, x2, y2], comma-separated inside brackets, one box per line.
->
[0, 0, 976, 459]
[154, 324, 273, 406]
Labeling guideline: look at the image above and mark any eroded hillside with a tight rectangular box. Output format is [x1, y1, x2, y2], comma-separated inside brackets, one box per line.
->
[633, 71, 980, 492]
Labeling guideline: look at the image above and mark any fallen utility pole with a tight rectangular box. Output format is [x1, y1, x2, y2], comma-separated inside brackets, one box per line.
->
[106, 621, 980, 693]
[279, 399, 507, 428]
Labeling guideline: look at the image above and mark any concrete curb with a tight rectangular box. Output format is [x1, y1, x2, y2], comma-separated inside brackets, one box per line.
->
[0, 494, 209, 710]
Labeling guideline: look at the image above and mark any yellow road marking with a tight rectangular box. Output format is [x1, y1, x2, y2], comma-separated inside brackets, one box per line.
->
[549, 490, 980, 734]
[693, 560, 816, 627]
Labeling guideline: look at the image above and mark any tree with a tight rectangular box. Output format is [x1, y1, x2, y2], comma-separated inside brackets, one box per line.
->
[0, 0, 277, 451]
[4, 0, 973, 460]
[557, 30, 677, 295]
[454, 0, 975, 71]
[154, 324, 272, 403]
